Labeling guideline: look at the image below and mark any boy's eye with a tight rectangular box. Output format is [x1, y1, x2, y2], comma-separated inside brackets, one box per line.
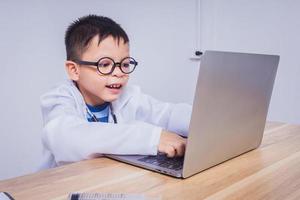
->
[122, 63, 130, 68]
[99, 61, 112, 68]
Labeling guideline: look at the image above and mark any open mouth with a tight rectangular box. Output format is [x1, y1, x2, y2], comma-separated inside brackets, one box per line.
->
[106, 84, 122, 89]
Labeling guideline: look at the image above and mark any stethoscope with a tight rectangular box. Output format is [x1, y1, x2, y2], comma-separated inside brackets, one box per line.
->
[86, 103, 117, 124]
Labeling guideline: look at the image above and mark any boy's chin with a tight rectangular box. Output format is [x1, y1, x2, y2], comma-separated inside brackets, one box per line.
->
[101, 94, 121, 103]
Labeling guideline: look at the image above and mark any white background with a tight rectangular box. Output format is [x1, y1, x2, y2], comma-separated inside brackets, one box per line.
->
[0, 0, 299, 180]
[200, 0, 300, 124]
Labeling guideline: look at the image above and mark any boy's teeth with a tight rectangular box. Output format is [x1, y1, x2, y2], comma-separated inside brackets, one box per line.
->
[107, 84, 121, 89]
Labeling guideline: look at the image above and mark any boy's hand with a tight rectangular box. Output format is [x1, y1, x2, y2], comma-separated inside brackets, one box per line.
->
[158, 130, 187, 157]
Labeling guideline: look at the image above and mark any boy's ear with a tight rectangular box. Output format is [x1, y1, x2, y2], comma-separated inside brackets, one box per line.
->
[65, 60, 80, 81]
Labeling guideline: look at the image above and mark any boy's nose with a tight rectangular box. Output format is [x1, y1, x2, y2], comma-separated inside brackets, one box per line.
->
[111, 65, 124, 77]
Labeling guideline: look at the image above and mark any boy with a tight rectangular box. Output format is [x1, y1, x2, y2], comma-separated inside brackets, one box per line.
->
[40, 15, 192, 169]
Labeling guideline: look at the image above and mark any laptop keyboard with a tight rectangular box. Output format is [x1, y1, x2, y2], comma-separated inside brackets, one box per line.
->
[137, 154, 184, 170]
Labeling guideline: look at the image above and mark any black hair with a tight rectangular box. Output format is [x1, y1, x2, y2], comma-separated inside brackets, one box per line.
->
[65, 14, 129, 60]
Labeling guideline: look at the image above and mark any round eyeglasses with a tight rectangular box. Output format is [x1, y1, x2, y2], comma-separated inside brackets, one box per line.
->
[74, 57, 138, 75]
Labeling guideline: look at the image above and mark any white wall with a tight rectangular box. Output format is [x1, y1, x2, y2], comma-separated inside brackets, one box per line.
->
[0, 0, 199, 180]
[200, 0, 300, 124]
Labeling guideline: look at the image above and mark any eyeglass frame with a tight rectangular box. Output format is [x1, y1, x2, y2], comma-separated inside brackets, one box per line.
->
[73, 56, 138, 75]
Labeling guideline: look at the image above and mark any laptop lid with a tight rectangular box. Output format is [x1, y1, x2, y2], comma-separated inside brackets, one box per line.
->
[182, 50, 279, 178]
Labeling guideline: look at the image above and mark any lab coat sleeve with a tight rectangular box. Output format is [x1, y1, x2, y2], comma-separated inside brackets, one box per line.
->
[135, 91, 192, 137]
[40, 89, 162, 165]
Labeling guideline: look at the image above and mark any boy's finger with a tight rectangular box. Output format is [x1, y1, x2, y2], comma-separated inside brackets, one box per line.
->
[175, 145, 185, 157]
[166, 146, 176, 157]
[173, 140, 186, 157]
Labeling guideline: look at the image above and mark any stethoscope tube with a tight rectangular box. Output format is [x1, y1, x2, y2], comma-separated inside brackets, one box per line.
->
[109, 103, 118, 124]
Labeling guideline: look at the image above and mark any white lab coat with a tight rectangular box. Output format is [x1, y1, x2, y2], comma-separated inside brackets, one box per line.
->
[39, 80, 192, 169]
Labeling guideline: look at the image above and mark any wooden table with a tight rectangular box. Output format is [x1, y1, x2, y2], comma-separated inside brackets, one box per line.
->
[1, 122, 300, 200]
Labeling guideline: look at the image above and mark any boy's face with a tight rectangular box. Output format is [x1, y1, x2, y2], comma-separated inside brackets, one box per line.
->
[67, 35, 130, 106]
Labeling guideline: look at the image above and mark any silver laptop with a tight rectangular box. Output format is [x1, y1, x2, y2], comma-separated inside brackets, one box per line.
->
[106, 50, 279, 178]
